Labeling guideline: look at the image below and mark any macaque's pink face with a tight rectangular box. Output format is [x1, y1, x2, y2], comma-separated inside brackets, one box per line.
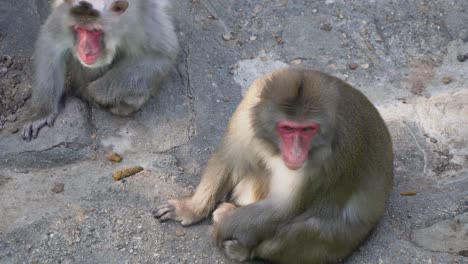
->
[276, 120, 319, 170]
[73, 25, 103, 65]
[70, 0, 128, 66]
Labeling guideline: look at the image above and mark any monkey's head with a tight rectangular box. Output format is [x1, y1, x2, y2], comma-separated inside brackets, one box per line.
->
[252, 68, 339, 170]
[64, 0, 130, 67]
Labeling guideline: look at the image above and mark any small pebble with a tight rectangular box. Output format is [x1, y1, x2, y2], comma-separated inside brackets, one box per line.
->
[430, 138, 437, 143]
[442, 76, 453, 85]
[274, 35, 284, 44]
[108, 152, 123, 163]
[10, 127, 19, 134]
[348, 63, 359, 70]
[252, 4, 263, 16]
[0, 67, 7, 77]
[320, 23, 332, 31]
[249, 36, 257, 41]
[361, 63, 370, 69]
[175, 227, 186, 237]
[6, 114, 16, 122]
[290, 59, 303, 65]
[222, 32, 234, 41]
[456, 54, 467, 62]
[51, 183, 65, 194]
[13, 62, 23, 71]
[3, 55, 13, 67]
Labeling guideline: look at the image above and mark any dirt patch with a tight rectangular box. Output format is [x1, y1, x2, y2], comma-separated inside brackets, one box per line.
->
[405, 56, 438, 95]
[0, 54, 31, 129]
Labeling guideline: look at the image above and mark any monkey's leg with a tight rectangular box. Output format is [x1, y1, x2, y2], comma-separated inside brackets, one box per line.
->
[253, 217, 369, 263]
[22, 15, 68, 141]
[154, 151, 235, 226]
[85, 56, 173, 116]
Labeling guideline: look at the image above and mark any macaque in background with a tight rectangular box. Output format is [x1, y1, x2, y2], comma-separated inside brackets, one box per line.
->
[155, 68, 393, 263]
[22, 0, 179, 140]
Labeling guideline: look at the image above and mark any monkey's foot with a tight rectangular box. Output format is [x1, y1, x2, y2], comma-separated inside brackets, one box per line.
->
[22, 113, 58, 141]
[223, 240, 251, 262]
[153, 199, 203, 226]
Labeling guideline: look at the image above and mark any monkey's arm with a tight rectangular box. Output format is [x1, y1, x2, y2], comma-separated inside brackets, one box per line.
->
[85, 55, 174, 115]
[22, 16, 68, 141]
[254, 215, 370, 263]
[154, 151, 234, 226]
[217, 203, 370, 262]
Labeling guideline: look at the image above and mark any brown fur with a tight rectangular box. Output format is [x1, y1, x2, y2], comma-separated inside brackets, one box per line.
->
[155, 68, 393, 263]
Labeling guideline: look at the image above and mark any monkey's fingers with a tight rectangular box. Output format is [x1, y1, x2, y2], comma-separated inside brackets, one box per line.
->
[223, 240, 251, 262]
[21, 123, 33, 141]
[153, 202, 177, 222]
[31, 118, 49, 139]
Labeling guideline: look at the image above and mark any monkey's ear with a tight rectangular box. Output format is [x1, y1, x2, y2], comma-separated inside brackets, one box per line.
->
[109, 0, 129, 14]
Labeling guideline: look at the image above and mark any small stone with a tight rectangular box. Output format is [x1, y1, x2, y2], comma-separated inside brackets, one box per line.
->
[175, 227, 186, 237]
[459, 250, 468, 257]
[252, 4, 263, 16]
[442, 76, 453, 85]
[0, 67, 7, 77]
[361, 63, 370, 69]
[400, 190, 417, 196]
[222, 96, 230, 102]
[456, 54, 467, 62]
[108, 152, 123, 163]
[222, 32, 234, 41]
[3, 55, 13, 67]
[290, 59, 303, 65]
[11, 74, 21, 85]
[249, 36, 257, 41]
[366, 43, 375, 51]
[10, 127, 19, 134]
[338, 13, 344, 19]
[51, 183, 65, 194]
[13, 62, 23, 71]
[348, 63, 359, 70]
[275, 35, 284, 44]
[312, 9, 317, 13]
[320, 22, 332, 31]
[6, 114, 16, 122]
[91, 133, 97, 139]
[430, 138, 437, 143]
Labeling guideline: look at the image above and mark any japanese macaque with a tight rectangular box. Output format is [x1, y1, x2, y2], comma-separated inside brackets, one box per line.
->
[154, 68, 393, 263]
[22, 0, 178, 140]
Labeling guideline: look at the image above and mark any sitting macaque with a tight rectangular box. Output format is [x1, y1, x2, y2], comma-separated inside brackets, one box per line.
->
[22, 0, 179, 140]
[155, 68, 393, 263]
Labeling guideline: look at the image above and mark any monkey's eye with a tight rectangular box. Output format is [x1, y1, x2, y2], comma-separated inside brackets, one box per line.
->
[278, 126, 295, 134]
[110, 0, 129, 14]
[302, 127, 315, 132]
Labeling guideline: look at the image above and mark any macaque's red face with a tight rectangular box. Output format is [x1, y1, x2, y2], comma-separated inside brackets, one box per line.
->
[276, 120, 319, 170]
[73, 26, 103, 65]
[70, 0, 129, 66]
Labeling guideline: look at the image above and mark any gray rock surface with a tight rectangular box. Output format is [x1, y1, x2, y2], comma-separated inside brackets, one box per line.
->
[0, 0, 467, 263]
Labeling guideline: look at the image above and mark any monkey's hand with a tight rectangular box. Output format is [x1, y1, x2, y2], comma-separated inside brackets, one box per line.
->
[212, 203, 253, 262]
[22, 112, 59, 141]
[153, 198, 206, 226]
[213, 203, 277, 262]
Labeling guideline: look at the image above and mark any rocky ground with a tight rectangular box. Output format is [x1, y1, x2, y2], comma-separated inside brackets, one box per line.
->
[0, 0, 467, 263]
